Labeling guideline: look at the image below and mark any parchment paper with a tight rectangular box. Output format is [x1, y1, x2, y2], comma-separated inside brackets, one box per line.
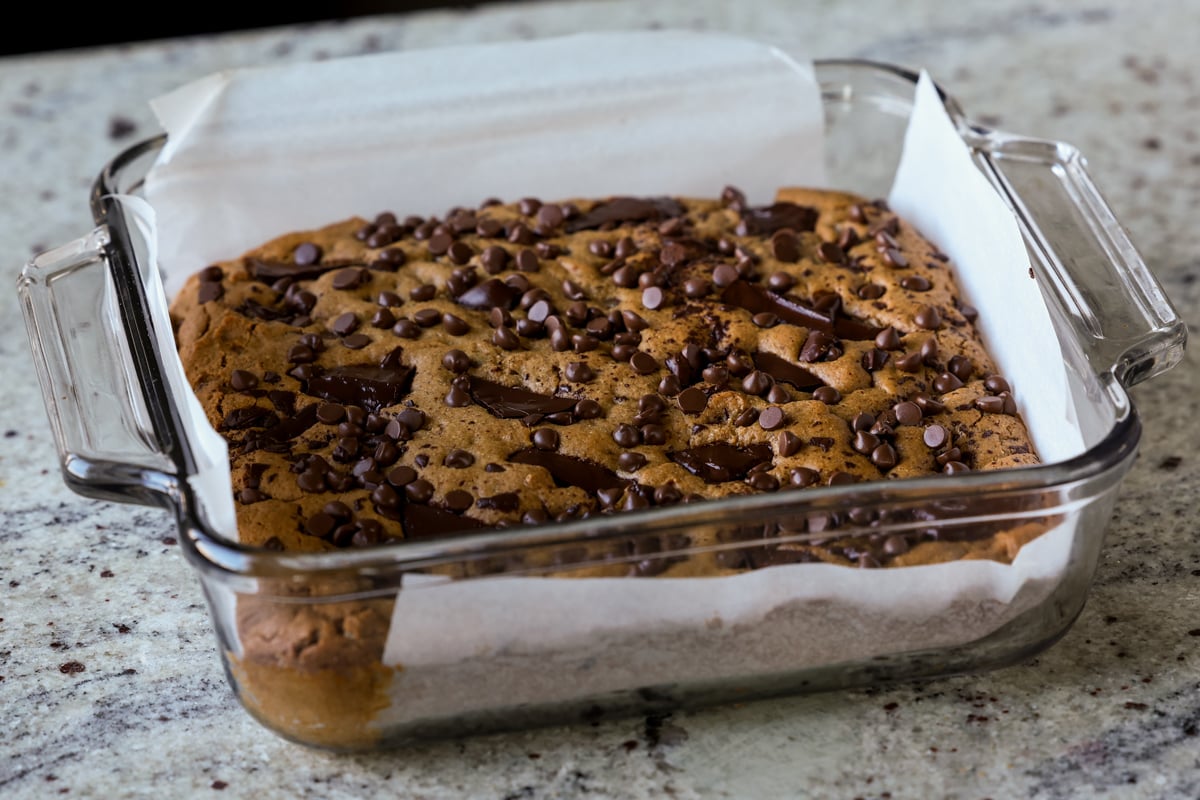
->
[139, 32, 1087, 708]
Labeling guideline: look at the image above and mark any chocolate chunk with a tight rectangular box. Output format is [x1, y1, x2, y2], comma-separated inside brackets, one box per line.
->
[670, 443, 774, 484]
[305, 363, 414, 412]
[247, 258, 336, 283]
[737, 202, 818, 236]
[467, 377, 578, 422]
[565, 197, 686, 232]
[752, 351, 825, 390]
[721, 280, 881, 341]
[477, 492, 520, 512]
[509, 448, 627, 493]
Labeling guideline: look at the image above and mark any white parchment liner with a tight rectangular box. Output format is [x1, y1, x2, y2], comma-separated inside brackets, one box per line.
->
[140, 32, 1086, 721]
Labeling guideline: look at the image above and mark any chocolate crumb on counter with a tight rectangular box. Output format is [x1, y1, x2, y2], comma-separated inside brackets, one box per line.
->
[169, 185, 1040, 570]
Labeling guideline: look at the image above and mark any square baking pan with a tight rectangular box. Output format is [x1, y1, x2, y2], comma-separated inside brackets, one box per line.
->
[18, 57, 1185, 750]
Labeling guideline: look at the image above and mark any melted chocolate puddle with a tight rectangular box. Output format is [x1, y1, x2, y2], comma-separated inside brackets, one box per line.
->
[565, 197, 687, 232]
[669, 443, 774, 484]
[468, 377, 579, 421]
[508, 448, 628, 494]
[305, 364, 414, 411]
[721, 281, 880, 341]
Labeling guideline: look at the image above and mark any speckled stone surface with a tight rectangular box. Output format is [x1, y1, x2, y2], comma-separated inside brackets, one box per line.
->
[2, 1, 1199, 797]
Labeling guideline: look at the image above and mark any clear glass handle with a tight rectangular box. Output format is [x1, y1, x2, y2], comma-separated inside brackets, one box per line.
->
[970, 131, 1187, 388]
[18, 226, 179, 505]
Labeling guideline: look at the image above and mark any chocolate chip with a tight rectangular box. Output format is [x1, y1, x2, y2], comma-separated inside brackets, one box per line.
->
[197, 282, 224, 303]
[447, 241, 474, 266]
[812, 386, 841, 404]
[341, 333, 370, 349]
[933, 372, 965, 393]
[658, 374, 682, 396]
[443, 314, 470, 336]
[857, 283, 885, 300]
[861, 348, 889, 371]
[405, 478, 434, 504]
[894, 401, 922, 425]
[492, 327, 521, 350]
[445, 490, 475, 512]
[712, 263, 740, 288]
[386, 465, 417, 486]
[914, 305, 942, 329]
[630, 351, 659, 375]
[613, 424, 640, 447]
[790, 466, 819, 487]
[759, 406, 786, 431]
[441, 349, 471, 373]
[293, 242, 322, 266]
[895, 351, 923, 372]
[410, 284, 437, 302]
[618, 451, 647, 471]
[771, 230, 801, 262]
[477, 245, 507, 275]
[229, 370, 258, 392]
[874, 327, 901, 350]
[776, 430, 803, 457]
[942, 461, 970, 475]
[332, 312, 359, 336]
[817, 241, 845, 264]
[742, 370, 773, 396]
[751, 312, 779, 328]
[882, 247, 908, 268]
[444, 383, 472, 407]
[923, 424, 949, 449]
[392, 319, 420, 339]
[900, 275, 931, 291]
[512, 249, 538, 273]
[332, 267, 368, 290]
[683, 277, 712, 298]
[975, 396, 1007, 414]
[565, 362, 596, 383]
[734, 408, 759, 427]
[640, 424, 667, 445]
[532, 428, 560, 451]
[677, 386, 708, 415]
[985, 375, 1011, 394]
[642, 286, 665, 311]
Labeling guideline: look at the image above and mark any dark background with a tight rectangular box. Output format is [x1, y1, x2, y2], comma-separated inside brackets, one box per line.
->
[6, 2, 507, 56]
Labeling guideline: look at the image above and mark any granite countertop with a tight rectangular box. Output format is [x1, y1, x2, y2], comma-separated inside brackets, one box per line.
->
[2, 1, 1198, 797]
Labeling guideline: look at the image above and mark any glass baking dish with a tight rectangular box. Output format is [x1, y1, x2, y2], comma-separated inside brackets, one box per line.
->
[18, 59, 1185, 751]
